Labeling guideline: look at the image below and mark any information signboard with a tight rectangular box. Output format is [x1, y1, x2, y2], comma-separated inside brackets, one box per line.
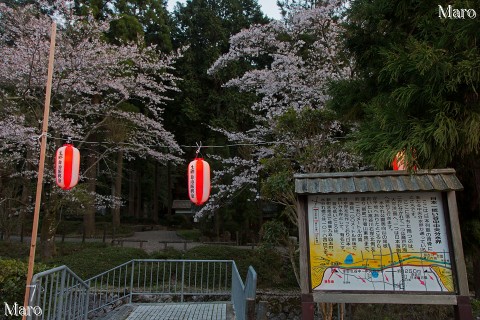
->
[308, 192, 454, 293]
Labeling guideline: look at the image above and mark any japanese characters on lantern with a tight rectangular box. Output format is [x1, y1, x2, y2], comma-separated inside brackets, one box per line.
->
[55, 144, 80, 190]
[188, 158, 211, 205]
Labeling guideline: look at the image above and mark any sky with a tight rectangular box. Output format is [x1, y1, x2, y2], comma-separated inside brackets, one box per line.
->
[167, 0, 282, 20]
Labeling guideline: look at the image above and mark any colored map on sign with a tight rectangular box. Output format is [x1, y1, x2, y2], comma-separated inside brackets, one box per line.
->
[308, 192, 454, 292]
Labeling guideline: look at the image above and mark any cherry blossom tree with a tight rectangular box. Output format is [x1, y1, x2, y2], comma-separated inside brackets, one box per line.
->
[0, 1, 183, 258]
[202, 1, 359, 226]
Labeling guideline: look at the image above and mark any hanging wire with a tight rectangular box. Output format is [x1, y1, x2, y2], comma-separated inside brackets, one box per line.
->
[30, 133, 346, 150]
[195, 141, 202, 158]
[181, 140, 287, 148]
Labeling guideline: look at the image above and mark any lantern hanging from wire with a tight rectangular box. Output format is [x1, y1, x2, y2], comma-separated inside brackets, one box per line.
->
[55, 140, 80, 190]
[188, 143, 211, 205]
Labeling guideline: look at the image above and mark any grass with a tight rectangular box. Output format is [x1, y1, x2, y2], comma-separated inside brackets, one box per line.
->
[176, 229, 202, 241]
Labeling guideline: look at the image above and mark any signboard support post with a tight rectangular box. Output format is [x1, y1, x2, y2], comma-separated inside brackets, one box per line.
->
[298, 196, 315, 320]
[455, 296, 473, 320]
[301, 294, 314, 320]
[447, 191, 473, 320]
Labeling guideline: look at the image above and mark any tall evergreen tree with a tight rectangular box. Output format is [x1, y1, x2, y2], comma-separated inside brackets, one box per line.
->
[74, 0, 172, 50]
[168, 0, 269, 146]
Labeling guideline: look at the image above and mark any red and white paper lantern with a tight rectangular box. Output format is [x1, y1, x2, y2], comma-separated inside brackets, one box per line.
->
[392, 150, 417, 171]
[392, 151, 406, 171]
[55, 144, 80, 190]
[188, 158, 210, 205]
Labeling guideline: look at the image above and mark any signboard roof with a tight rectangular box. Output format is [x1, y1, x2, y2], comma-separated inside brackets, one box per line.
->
[294, 169, 463, 194]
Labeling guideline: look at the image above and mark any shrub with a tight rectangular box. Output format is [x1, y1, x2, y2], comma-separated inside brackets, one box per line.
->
[0, 259, 50, 319]
[184, 245, 298, 289]
[49, 243, 148, 279]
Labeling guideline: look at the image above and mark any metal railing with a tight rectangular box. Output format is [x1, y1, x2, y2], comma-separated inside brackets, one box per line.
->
[27, 259, 257, 320]
[27, 266, 89, 320]
[232, 265, 257, 320]
[86, 259, 234, 313]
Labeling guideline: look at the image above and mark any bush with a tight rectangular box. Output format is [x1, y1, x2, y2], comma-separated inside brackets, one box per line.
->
[184, 245, 298, 289]
[150, 247, 185, 259]
[0, 259, 50, 319]
[0, 242, 30, 260]
[49, 243, 148, 279]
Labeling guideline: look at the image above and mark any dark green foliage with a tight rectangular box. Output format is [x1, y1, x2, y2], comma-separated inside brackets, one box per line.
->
[167, 0, 269, 146]
[0, 242, 298, 289]
[48, 243, 149, 279]
[107, 15, 144, 44]
[333, 0, 480, 170]
[184, 245, 298, 288]
[113, 0, 172, 49]
[74, 0, 172, 49]
[0, 242, 30, 260]
[0, 259, 50, 317]
[259, 220, 289, 248]
[260, 108, 359, 225]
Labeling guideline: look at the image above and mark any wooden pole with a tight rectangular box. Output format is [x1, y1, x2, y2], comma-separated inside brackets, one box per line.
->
[22, 22, 56, 318]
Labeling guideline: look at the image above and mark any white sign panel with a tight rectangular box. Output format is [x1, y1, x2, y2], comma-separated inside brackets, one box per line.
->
[308, 192, 454, 292]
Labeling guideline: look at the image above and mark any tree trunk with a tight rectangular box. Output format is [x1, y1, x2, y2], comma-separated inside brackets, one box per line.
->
[40, 152, 58, 260]
[135, 169, 142, 219]
[215, 211, 220, 240]
[83, 151, 96, 237]
[152, 163, 159, 224]
[0, 172, 4, 240]
[40, 199, 57, 261]
[112, 151, 123, 228]
[167, 161, 172, 216]
[20, 149, 33, 241]
[128, 170, 135, 217]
